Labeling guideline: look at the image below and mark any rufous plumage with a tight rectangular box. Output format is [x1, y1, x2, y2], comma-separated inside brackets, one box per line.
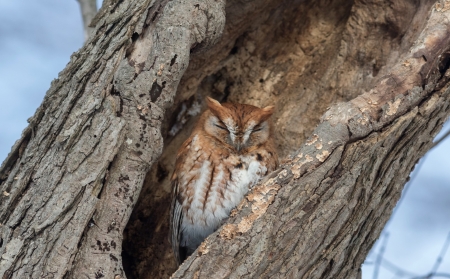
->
[170, 97, 278, 264]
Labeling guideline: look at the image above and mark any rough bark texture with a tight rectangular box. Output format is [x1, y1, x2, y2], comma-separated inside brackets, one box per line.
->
[0, 0, 449, 279]
[0, 0, 225, 278]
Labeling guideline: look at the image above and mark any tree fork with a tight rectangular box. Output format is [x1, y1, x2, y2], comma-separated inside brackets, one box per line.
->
[0, 0, 450, 279]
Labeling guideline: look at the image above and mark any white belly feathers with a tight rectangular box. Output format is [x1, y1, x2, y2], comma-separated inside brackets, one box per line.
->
[180, 155, 267, 250]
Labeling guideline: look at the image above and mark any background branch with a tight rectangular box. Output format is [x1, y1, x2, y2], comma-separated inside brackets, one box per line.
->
[432, 129, 450, 149]
[77, 0, 97, 41]
[374, 233, 390, 279]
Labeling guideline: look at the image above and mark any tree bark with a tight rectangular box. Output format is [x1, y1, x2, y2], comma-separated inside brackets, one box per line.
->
[0, 0, 225, 278]
[1, 0, 449, 279]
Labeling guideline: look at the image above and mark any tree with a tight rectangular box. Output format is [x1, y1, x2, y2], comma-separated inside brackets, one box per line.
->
[1, 0, 449, 278]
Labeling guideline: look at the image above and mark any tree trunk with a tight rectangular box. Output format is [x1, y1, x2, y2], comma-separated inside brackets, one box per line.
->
[1, 0, 449, 279]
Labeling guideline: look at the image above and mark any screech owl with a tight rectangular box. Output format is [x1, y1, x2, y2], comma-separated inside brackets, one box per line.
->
[169, 97, 279, 264]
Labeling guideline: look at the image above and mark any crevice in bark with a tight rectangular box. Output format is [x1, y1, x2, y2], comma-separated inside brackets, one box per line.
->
[110, 85, 124, 117]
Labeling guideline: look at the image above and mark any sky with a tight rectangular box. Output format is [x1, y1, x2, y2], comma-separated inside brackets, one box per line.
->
[0, 1, 449, 278]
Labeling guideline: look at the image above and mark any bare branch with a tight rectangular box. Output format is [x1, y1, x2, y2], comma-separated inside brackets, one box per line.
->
[77, 0, 97, 41]
[430, 232, 450, 276]
[410, 273, 450, 279]
[373, 233, 389, 279]
[432, 127, 450, 149]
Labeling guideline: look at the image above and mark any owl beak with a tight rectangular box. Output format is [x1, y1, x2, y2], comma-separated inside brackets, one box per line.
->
[236, 143, 242, 152]
[235, 134, 244, 153]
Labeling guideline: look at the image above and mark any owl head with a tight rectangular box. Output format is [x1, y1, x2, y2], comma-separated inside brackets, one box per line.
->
[203, 97, 274, 153]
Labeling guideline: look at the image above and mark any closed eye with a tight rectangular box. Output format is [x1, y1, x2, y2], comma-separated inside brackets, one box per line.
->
[214, 124, 228, 130]
[253, 126, 263, 132]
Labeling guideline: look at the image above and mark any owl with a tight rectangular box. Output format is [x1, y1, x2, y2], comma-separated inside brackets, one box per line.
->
[169, 97, 278, 264]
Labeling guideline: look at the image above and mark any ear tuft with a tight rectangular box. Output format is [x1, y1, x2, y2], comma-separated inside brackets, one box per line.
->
[262, 105, 274, 115]
[206, 97, 223, 116]
[259, 105, 275, 122]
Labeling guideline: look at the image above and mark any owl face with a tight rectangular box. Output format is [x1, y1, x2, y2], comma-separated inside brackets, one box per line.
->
[203, 97, 274, 153]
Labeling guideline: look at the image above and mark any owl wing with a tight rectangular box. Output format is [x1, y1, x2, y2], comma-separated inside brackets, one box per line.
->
[169, 178, 184, 265]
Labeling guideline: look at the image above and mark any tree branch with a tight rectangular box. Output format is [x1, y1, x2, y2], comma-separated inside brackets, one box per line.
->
[0, 0, 225, 278]
[432, 128, 450, 148]
[373, 233, 389, 279]
[77, 0, 97, 41]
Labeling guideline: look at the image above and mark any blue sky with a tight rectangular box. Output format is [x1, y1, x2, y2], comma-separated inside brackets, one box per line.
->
[0, 1, 83, 154]
[0, 1, 449, 278]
